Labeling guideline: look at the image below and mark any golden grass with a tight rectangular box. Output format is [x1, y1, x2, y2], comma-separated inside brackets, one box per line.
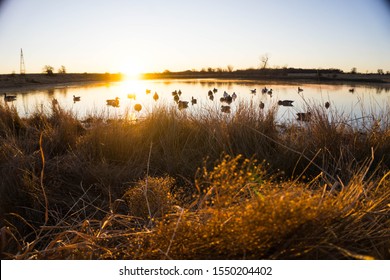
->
[0, 101, 389, 259]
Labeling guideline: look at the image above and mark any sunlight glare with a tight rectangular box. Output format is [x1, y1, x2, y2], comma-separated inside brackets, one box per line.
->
[120, 63, 144, 80]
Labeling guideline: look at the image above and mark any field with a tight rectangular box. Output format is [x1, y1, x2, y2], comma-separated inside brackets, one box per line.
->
[0, 98, 389, 259]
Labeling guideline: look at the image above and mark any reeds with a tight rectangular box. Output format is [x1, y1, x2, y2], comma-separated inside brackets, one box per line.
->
[0, 100, 389, 259]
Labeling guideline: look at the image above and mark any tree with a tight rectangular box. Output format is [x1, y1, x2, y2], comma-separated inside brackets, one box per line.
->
[350, 67, 357, 74]
[260, 54, 269, 69]
[43, 65, 54, 76]
[227, 65, 234, 72]
[58, 65, 66, 74]
[377, 69, 384, 75]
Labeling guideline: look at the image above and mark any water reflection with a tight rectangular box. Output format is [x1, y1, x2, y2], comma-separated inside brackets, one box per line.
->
[1, 79, 389, 125]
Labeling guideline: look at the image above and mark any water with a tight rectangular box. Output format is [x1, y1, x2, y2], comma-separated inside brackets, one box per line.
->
[2, 79, 390, 125]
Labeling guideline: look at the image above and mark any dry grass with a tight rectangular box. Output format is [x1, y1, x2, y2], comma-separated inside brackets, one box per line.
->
[0, 100, 389, 259]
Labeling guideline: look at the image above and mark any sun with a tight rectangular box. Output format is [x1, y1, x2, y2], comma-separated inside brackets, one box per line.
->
[120, 63, 145, 80]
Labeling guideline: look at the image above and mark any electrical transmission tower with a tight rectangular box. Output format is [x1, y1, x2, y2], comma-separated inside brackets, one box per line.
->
[20, 48, 26, 75]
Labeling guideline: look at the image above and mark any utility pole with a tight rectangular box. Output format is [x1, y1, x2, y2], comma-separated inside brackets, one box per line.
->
[20, 48, 26, 75]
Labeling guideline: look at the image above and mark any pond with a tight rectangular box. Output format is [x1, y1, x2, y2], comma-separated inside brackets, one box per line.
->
[2, 79, 390, 125]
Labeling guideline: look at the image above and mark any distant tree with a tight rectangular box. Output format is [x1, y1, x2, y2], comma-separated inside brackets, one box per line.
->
[377, 69, 384, 75]
[207, 67, 215, 72]
[58, 65, 66, 74]
[350, 67, 357, 74]
[227, 65, 234, 72]
[43, 65, 54, 76]
[260, 54, 269, 69]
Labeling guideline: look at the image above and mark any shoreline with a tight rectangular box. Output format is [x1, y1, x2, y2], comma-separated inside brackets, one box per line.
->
[1, 72, 389, 93]
[0, 73, 123, 92]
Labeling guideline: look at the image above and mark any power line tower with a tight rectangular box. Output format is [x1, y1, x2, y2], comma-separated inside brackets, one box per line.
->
[20, 48, 26, 75]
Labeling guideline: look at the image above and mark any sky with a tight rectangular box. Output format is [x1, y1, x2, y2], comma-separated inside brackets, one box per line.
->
[0, 0, 389, 75]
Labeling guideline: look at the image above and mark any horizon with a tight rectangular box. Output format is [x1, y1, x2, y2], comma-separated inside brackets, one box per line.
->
[1, 0, 390, 76]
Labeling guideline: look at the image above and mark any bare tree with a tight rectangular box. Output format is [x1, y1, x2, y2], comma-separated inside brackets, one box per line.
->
[227, 65, 234, 72]
[260, 54, 269, 69]
[58, 65, 66, 74]
[43, 65, 54, 76]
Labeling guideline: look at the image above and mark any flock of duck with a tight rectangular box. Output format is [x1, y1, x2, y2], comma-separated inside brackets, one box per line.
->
[3, 85, 355, 121]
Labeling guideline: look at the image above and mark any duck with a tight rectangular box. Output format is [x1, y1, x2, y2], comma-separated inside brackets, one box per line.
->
[153, 92, 159, 101]
[232, 92, 237, 101]
[3, 93, 17, 102]
[106, 97, 120, 107]
[221, 105, 231, 113]
[213, 88, 218, 93]
[191, 96, 197, 105]
[278, 100, 294, 106]
[261, 87, 268, 94]
[134, 103, 142, 112]
[250, 89, 256, 94]
[349, 88, 355, 93]
[296, 112, 312, 122]
[298, 87, 304, 92]
[52, 98, 59, 106]
[267, 89, 273, 95]
[173, 94, 180, 103]
[146, 89, 151, 94]
[325, 101, 330, 109]
[73, 95, 81, 102]
[209, 94, 214, 101]
[208, 90, 213, 97]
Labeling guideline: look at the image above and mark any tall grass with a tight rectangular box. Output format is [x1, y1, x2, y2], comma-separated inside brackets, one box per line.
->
[0, 100, 389, 259]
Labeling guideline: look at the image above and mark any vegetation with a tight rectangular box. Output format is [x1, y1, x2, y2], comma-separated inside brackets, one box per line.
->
[0, 100, 389, 259]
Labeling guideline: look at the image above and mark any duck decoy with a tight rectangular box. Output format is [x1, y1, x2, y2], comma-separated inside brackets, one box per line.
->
[153, 92, 159, 101]
[106, 97, 120, 107]
[325, 101, 330, 109]
[127, 93, 136, 99]
[191, 96, 197, 105]
[178, 100, 189, 110]
[73, 95, 81, 102]
[221, 105, 231, 113]
[3, 93, 17, 102]
[296, 112, 312, 121]
[134, 103, 142, 112]
[259, 101, 265, 109]
[278, 100, 294, 106]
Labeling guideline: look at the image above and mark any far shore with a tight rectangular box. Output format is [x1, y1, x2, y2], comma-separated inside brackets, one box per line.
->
[1, 71, 389, 93]
[0, 73, 123, 92]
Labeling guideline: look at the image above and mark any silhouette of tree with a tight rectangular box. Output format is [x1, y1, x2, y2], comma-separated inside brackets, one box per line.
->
[351, 67, 357, 74]
[260, 54, 269, 69]
[43, 65, 54, 76]
[58, 65, 66, 74]
[227, 65, 234, 72]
